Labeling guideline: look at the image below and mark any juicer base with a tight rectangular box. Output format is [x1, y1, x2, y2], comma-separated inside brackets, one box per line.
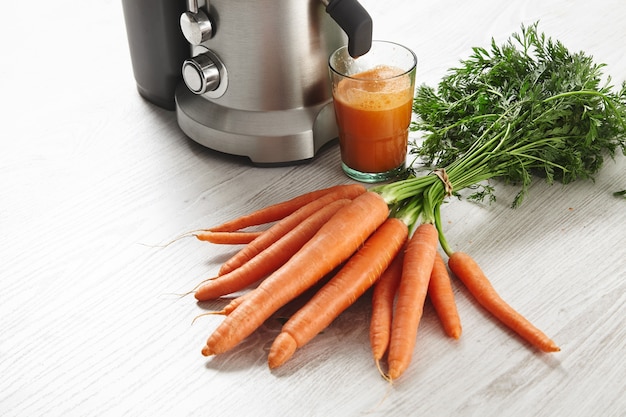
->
[175, 84, 339, 165]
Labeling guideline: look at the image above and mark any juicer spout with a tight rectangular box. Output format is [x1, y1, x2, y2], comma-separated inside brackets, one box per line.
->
[324, 0, 372, 58]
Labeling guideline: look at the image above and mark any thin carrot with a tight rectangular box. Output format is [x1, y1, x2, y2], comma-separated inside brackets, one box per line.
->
[448, 251, 560, 352]
[192, 292, 252, 324]
[201, 191, 390, 357]
[194, 231, 263, 245]
[428, 252, 462, 339]
[208, 184, 366, 232]
[386, 222, 440, 381]
[194, 199, 352, 301]
[369, 246, 405, 364]
[221, 293, 251, 315]
[268, 218, 408, 369]
[217, 184, 367, 276]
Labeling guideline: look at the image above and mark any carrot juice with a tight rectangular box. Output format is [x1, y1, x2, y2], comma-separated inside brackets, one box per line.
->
[332, 65, 414, 177]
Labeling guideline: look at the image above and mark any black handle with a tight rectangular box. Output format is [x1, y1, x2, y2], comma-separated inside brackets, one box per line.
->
[326, 0, 373, 58]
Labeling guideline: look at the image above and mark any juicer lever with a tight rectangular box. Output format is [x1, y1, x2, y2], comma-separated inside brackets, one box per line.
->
[186, 0, 199, 13]
[180, 0, 213, 45]
[324, 0, 372, 58]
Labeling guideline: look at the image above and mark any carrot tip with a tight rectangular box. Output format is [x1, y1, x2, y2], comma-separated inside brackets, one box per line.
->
[545, 343, 561, 353]
[386, 360, 406, 381]
[449, 329, 462, 340]
[201, 345, 213, 356]
[268, 332, 297, 369]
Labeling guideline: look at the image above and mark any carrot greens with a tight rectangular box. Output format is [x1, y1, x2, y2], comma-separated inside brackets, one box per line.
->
[372, 22, 626, 251]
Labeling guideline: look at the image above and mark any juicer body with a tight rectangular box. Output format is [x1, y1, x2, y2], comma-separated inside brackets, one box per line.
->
[176, 0, 347, 164]
[123, 0, 372, 165]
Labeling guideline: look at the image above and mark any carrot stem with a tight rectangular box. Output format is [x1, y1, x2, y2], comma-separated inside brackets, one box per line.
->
[433, 203, 454, 257]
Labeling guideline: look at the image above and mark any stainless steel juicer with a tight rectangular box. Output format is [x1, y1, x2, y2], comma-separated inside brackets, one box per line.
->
[123, 0, 372, 165]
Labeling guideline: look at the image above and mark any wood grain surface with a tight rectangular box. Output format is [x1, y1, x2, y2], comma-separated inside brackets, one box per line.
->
[1, 0, 625, 416]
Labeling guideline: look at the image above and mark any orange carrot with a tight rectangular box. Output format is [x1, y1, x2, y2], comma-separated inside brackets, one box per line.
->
[428, 252, 462, 339]
[195, 231, 263, 245]
[448, 251, 560, 352]
[209, 184, 366, 232]
[369, 246, 405, 363]
[221, 293, 251, 315]
[268, 218, 408, 369]
[386, 222, 440, 381]
[217, 184, 367, 276]
[193, 293, 252, 322]
[201, 191, 390, 357]
[194, 199, 351, 301]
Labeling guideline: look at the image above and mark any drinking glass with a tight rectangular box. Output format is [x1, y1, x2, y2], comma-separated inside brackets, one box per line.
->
[329, 41, 417, 183]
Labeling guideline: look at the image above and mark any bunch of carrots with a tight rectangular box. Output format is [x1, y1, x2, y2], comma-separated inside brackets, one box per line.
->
[187, 183, 560, 382]
[177, 25, 626, 381]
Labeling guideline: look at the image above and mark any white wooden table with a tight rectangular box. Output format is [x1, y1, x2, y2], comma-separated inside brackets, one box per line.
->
[1, 1, 625, 416]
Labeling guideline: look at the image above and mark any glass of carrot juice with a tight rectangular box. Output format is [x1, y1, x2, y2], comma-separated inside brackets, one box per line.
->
[329, 41, 417, 183]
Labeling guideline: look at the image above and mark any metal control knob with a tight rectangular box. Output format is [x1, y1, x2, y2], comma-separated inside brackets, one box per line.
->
[180, 9, 213, 45]
[182, 54, 220, 95]
[180, 0, 213, 45]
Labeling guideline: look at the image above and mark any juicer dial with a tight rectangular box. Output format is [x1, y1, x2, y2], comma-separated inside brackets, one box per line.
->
[181, 47, 228, 98]
[180, 0, 213, 45]
[182, 54, 219, 95]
